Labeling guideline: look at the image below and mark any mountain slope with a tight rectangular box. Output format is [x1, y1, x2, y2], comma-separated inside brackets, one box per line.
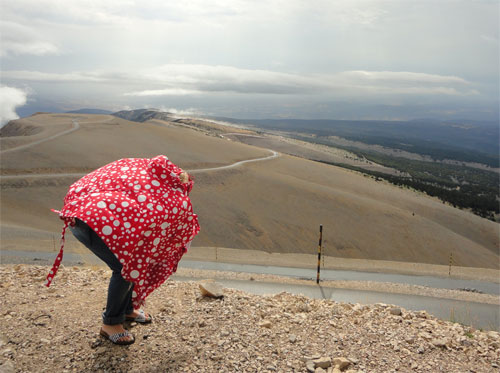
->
[66, 108, 113, 115]
[1, 113, 498, 268]
[112, 109, 172, 123]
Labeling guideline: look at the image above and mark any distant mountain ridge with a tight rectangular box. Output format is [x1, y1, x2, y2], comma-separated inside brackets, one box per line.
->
[109, 109, 499, 163]
[112, 109, 173, 122]
[66, 108, 113, 115]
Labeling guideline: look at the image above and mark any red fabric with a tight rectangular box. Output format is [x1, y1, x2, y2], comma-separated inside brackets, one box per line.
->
[46, 155, 200, 307]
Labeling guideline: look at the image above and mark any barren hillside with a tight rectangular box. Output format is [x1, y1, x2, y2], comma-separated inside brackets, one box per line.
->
[1, 114, 498, 268]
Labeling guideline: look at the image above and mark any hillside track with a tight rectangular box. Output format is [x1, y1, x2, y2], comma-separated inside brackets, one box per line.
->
[188, 149, 279, 174]
[0, 115, 115, 154]
[1, 120, 80, 154]
[0, 150, 280, 180]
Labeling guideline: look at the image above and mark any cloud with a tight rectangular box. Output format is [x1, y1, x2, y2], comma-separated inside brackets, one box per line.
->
[1, 0, 386, 27]
[332, 71, 479, 96]
[124, 88, 202, 96]
[124, 65, 477, 97]
[2, 64, 478, 98]
[159, 107, 204, 117]
[1, 70, 106, 82]
[480, 34, 498, 44]
[0, 21, 59, 57]
[0, 86, 28, 126]
[339, 71, 470, 85]
[131, 64, 322, 95]
[1, 0, 135, 26]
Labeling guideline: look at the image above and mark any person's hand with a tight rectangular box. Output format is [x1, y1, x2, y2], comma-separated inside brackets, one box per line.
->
[179, 172, 189, 184]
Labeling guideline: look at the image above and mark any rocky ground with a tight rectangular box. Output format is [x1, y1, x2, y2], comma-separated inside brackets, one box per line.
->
[1, 264, 499, 373]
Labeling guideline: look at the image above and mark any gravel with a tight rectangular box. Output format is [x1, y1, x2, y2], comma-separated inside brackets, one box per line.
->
[1, 264, 499, 372]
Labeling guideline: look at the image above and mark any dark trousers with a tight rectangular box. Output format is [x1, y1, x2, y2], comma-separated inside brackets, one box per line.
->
[70, 218, 134, 325]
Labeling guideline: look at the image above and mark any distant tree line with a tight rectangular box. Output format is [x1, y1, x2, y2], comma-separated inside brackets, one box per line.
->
[293, 132, 499, 168]
[270, 127, 499, 221]
[343, 135, 500, 168]
[314, 159, 499, 221]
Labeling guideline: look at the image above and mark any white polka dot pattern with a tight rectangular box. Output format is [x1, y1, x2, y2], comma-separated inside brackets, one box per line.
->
[45, 155, 200, 308]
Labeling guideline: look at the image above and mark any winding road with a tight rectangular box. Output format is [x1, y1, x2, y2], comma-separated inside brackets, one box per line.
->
[188, 150, 279, 174]
[0, 150, 279, 180]
[1, 115, 117, 155]
[1, 119, 80, 155]
[0, 118, 280, 180]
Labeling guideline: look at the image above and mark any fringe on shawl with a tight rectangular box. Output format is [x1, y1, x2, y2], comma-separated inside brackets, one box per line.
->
[45, 210, 72, 287]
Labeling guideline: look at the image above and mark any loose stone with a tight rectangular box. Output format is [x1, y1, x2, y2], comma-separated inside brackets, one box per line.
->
[258, 320, 272, 328]
[333, 357, 351, 370]
[389, 307, 402, 315]
[306, 360, 316, 372]
[199, 281, 224, 298]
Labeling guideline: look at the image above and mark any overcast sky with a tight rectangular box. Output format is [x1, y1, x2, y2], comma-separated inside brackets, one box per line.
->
[1, 0, 498, 124]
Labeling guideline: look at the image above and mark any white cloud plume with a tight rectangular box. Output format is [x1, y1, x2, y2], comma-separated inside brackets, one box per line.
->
[0, 86, 28, 127]
[159, 107, 204, 117]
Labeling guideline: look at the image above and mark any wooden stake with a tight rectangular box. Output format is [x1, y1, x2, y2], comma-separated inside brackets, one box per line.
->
[316, 225, 323, 284]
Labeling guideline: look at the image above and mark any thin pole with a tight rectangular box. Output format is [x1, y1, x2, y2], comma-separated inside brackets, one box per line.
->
[316, 225, 323, 284]
[449, 252, 453, 276]
[322, 242, 325, 268]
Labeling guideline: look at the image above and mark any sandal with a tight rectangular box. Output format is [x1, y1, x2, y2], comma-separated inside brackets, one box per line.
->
[125, 309, 152, 324]
[100, 328, 135, 345]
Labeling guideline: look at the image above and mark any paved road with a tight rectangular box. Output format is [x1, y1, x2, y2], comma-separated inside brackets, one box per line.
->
[182, 260, 500, 295]
[0, 150, 280, 180]
[188, 150, 279, 174]
[1, 248, 498, 330]
[172, 275, 499, 331]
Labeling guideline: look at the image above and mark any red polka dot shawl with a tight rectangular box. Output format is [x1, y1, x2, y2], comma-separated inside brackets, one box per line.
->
[46, 155, 200, 307]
